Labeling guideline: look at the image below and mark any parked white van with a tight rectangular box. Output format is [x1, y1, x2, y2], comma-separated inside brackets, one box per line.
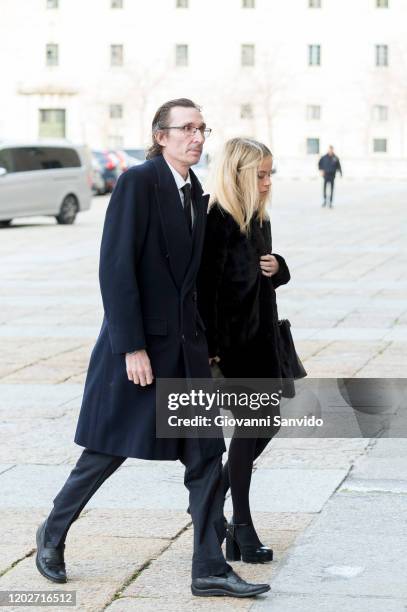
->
[0, 141, 92, 227]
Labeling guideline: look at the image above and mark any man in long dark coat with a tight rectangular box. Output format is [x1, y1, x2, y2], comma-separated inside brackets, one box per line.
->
[35, 98, 270, 598]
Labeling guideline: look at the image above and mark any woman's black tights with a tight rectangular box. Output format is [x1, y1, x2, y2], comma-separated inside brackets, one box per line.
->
[222, 436, 271, 525]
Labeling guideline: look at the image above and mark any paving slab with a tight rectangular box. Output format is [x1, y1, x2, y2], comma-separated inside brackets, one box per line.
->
[251, 593, 407, 612]
[0, 363, 85, 384]
[107, 597, 252, 611]
[0, 326, 100, 340]
[0, 536, 167, 612]
[269, 438, 370, 451]
[0, 384, 83, 412]
[71, 508, 190, 540]
[348, 455, 407, 481]
[66, 373, 87, 384]
[263, 491, 407, 600]
[224, 468, 348, 513]
[0, 508, 47, 576]
[367, 438, 407, 457]
[256, 447, 364, 469]
[311, 329, 390, 341]
[340, 478, 407, 494]
[0, 415, 79, 464]
[0, 464, 14, 476]
[121, 529, 273, 605]
[0, 462, 189, 509]
[119, 511, 314, 609]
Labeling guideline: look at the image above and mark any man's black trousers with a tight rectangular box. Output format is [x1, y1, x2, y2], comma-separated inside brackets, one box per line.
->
[45, 448, 230, 579]
[323, 174, 335, 205]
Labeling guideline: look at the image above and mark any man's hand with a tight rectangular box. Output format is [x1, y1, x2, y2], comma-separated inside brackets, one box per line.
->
[209, 356, 220, 365]
[125, 350, 154, 386]
[320, 170, 325, 177]
[260, 254, 280, 277]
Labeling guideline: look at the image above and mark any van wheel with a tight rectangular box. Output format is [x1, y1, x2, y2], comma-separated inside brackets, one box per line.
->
[56, 195, 78, 225]
[0, 219, 12, 227]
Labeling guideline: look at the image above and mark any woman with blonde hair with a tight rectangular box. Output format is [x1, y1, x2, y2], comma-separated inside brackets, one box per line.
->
[198, 137, 290, 564]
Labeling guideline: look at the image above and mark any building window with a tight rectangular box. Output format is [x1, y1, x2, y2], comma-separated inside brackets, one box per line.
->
[373, 138, 387, 153]
[46, 44, 59, 66]
[307, 138, 320, 154]
[376, 45, 388, 66]
[111, 0, 123, 7]
[175, 44, 188, 66]
[309, 0, 321, 7]
[109, 104, 123, 119]
[242, 0, 255, 7]
[241, 104, 254, 119]
[373, 105, 388, 121]
[46, 0, 58, 8]
[376, 0, 389, 7]
[39, 109, 66, 138]
[176, 0, 189, 6]
[308, 44, 321, 66]
[307, 105, 321, 120]
[111, 44, 124, 66]
[241, 44, 255, 67]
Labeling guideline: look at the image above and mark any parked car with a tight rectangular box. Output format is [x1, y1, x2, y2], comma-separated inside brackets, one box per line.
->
[92, 150, 121, 193]
[112, 150, 143, 172]
[91, 150, 143, 195]
[91, 156, 106, 196]
[123, 148, 146, 162]
[0, 141, 92, 226]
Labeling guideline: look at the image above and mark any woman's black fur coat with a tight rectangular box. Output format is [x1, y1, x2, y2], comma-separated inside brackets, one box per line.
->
[197, 202, 290, 377]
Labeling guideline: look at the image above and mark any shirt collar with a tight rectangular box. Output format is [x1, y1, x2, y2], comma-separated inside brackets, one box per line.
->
[165, 159, 191, 191]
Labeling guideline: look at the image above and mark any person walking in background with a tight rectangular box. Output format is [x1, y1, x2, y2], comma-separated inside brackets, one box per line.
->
[35, 99, 270, 599]
[198, 138, 290, 565]
[318, 145, 343, 208]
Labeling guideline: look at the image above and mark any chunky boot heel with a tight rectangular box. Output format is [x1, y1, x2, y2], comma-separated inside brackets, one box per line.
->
[226, 528, 241, 561]
[226, 522, 273, 564]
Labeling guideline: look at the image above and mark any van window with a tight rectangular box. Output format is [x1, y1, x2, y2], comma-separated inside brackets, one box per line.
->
[42, 147, 81, 168]
[0, 148, 14, 172]
[7, 147, 81, 173]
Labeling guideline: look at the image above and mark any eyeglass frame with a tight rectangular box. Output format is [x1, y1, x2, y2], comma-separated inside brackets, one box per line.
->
[159, 124, 212, 138]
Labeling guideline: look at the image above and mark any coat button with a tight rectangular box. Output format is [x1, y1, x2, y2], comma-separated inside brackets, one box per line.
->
[192, 291, 197, 301]
[181, 334, 186, 342]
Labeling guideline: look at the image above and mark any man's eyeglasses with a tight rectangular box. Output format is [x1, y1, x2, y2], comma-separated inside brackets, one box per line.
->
[162, 125, 212, 138]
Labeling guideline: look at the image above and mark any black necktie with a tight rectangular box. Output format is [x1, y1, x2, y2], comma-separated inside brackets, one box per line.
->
[181, 184, 192, 233]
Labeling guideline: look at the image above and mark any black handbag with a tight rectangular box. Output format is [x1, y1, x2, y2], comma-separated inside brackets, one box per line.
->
[278, 319, 307, 398]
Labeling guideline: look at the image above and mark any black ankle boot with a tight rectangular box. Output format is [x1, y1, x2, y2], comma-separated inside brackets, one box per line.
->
[225, 522, 273, 564]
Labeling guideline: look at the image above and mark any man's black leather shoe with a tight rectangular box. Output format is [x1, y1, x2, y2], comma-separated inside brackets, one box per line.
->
[191, 568, 270, 598]
[35, 521, 67, 584]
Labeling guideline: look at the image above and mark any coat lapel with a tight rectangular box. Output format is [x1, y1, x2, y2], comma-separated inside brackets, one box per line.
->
[152, 155, 192, 289]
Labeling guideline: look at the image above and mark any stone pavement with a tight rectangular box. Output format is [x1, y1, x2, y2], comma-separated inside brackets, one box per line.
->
[0, 178, 406, 611]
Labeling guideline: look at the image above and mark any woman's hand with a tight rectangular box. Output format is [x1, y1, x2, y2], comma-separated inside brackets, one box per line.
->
[260, 254, 280, 277]
[209, 356, 220, 365]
